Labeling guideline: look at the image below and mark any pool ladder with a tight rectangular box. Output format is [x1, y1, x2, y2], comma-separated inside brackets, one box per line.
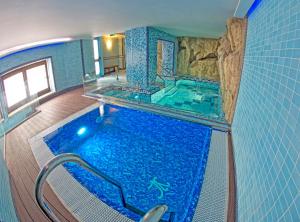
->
[34, 153, 174, 222]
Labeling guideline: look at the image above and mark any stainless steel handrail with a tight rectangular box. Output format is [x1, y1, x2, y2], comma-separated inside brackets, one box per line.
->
[35, 153, 174, 222]
[140, 205, 168, 222]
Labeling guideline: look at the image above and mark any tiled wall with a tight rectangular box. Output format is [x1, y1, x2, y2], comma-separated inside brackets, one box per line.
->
[161, 40, 175, 77]
[125, 27, 177, 89]
[148, 27, 177, 85]
[0, 40, 94, 132]
[232, 0, 300, 221]
[0, 40, 94, 91]
[125, 27, 148, 88]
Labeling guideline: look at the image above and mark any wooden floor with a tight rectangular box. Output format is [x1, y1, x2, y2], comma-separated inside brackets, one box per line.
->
[5, 87, 236, 222]
[5, 88, 95, 222]
[227, 132, 236, 222]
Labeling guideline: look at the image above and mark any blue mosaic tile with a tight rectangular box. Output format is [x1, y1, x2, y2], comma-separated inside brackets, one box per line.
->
[125, 27, 177, 89]
[148, 27, 178, 85]
[125, 27, 149, 89]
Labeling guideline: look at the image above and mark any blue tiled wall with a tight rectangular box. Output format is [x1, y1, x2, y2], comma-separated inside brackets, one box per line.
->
[0, 40, 94, 91]
[125, 27, 148, 88]
[0, 40, 94, 132]
[125, 27, 177, 89]
[148, 27, 177, 85]
[232, 0, 300, 221]
[161, 40, 175, 77]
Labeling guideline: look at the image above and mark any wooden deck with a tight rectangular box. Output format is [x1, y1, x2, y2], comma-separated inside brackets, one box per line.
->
[228, 132, 236, 222]
[5, 88, 95, 222]
[5, 87, 236, 222]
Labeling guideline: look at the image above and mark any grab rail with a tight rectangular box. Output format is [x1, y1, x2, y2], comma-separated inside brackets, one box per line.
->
[35, 153, 174, 222]
[140, 205, 169, 222]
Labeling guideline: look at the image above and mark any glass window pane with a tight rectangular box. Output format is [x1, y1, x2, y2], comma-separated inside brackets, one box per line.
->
[93, 39, 99, 60]
[26, 65, 48, 96]
[4, 73, 27, 107]
[95, 61, 100, 75]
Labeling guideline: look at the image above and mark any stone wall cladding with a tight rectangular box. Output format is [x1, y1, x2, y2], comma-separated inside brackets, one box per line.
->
[217, 18, 247, 123]
[177, 37, 220, 81]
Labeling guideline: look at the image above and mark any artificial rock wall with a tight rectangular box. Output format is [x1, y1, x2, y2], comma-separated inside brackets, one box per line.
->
[176, 18, 247, 123]
[177, 37, 220, 81]
[218, 18, 247, 122]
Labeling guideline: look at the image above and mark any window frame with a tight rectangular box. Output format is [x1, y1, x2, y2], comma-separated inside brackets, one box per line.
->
[2, 60, 51, 113]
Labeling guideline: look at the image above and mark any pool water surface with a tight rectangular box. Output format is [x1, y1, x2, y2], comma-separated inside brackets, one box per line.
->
[101, 79, 224, 121]
[44, 104, 212, 221]
[153, 80, 223, 119]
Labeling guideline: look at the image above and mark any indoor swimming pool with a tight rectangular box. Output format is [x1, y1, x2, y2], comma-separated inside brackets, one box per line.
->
[96, 78, 224, 122]
[44, 104, 212, 222]
[152, 79, 223, 120]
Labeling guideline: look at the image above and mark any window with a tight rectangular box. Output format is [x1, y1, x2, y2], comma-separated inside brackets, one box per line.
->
[4, 72, 27, 107]
[93, 39, 100, 75]
[2, 60, 51, 113]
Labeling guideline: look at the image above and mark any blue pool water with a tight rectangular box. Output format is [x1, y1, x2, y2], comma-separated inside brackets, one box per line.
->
[44, 104, 212, 221]
[101, 79, 224, 121]
[153, 80, 223, 120]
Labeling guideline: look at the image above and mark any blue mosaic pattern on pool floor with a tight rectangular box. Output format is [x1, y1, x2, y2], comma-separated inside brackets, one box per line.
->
[44, 104, 212, 222]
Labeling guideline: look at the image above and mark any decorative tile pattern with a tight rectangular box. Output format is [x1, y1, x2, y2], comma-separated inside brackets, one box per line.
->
[125, 27, 177, 89]
[232, 0, 300, 221]
[125, 27, 148, 89]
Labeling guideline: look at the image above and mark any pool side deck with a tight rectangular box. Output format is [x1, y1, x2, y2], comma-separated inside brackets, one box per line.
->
[4, 87, 236, 222]
[5, 88, 95, 222]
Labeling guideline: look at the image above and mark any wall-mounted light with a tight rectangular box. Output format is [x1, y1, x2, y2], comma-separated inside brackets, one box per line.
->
[106, 38, 112, 50]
